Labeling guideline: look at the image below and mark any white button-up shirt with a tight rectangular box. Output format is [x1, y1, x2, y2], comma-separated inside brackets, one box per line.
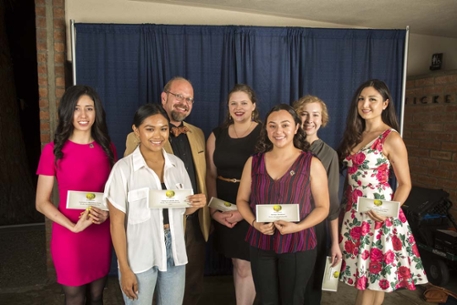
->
[104, 147, 192, 273]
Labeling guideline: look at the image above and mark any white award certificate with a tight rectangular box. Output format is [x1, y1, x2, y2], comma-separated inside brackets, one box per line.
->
[66, 191, 108, 211]
[149, 189, 193, 209]
[208, 197, 237, 212]
[255, 204, 300, 223]
[356, 197, 400, 218]
[322, 256, 342, 292]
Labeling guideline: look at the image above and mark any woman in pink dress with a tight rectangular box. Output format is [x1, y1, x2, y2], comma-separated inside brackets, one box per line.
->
[36, 85, 116, 305]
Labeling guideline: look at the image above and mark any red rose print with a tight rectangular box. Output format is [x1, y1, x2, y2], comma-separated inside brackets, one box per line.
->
[353, 247, 359, 256]
[361, 222, 371, 235]
[361, 250, 370, 260]
[353, 153, 366, 166]
[398, 211, 407, 223]
[398, 266, 411, 280]
[356, 276, 368, 290]
[371, 140, 383, 151]
[344, 240, 355, 254]
[352, 189, 363, 205]
[412, 244, 420, 257]
[347, 278, 353, 285]
[348, 165, 358, 175]
[392, 235, 402, 251]
[369, 261, 382, 274]
[350, 227, 362, 240]
[395, 281, 407, 289]
[370, 248, 383, 262]
[375, 221, 383, 230]
[376, 165, 389, 183]
[379, 279, 390, 290]
[408, 235, 415, 244]
[385, 218, 392, 227]
[384, 250, 395, 265]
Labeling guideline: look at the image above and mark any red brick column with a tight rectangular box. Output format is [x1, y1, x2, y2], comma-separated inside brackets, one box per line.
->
[35, 0, 67, 281]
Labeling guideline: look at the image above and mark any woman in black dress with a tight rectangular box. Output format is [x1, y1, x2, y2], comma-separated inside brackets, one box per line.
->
[206, 84, 261, 305]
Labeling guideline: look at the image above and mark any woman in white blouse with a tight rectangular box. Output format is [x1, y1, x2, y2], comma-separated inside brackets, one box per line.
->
[104, 103, 206, 305]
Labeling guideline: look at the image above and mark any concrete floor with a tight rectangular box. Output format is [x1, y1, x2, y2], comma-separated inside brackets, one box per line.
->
[1, 223, 456, 304]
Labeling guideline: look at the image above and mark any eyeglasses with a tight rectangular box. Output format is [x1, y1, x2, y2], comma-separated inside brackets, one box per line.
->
[166, 91, 194, 104]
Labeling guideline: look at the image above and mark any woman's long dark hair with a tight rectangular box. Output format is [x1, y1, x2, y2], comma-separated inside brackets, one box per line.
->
[221, 84, 261, 128]
[337, 79, 399, 163]
[255, 104, 309, 153]
[53, 85, 114, 166]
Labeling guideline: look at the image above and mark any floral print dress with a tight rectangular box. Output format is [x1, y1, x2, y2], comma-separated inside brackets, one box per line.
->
[339, 129, 428, 292]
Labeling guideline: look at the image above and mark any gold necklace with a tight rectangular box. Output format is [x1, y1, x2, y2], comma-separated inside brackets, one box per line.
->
[233, 121, 253, 138]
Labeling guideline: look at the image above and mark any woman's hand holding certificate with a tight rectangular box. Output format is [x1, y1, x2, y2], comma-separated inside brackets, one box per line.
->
[357, 197, 400, 220]
[67, 191, 108, 211]
[186, 193, 206, 208]
[87, 207, 109, 224]
[255, 203, 300, 222]
[149, 189, 194, 208]
[72, 209, 92, 233]
[273, 220, 301, 235]
[253, 221, 275, 235]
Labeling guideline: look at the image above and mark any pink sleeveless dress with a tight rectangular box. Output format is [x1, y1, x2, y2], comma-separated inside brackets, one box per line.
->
[37, 141, 115, 286]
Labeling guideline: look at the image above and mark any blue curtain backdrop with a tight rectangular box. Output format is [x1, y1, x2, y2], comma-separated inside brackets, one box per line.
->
[75, 24, 405, 155]
[75, 23, 406, 275]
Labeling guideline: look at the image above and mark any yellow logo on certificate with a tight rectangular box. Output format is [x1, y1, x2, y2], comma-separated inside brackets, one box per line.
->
[223, 201, 232, 207]
[273, 205, 282, 212]
[333, 271, 340, 278]
[86, 193, 96, 200]
[165, 190, 175, 198]
[373, 199, 383, 206]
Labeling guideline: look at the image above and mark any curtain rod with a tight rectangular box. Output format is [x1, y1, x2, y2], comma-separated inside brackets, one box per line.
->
[400, 25, 409, 137]
[71, 19, 76, 85]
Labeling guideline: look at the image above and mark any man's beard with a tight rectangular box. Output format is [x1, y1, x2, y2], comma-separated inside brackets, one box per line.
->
[170, 110, 188, 122]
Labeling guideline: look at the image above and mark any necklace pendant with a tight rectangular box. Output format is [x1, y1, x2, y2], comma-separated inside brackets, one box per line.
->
[89, 143, 94, 148]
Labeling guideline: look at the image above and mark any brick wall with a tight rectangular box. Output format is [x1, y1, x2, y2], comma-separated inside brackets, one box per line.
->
[35, 0, 66, 280]
[404, 70, 457, 221]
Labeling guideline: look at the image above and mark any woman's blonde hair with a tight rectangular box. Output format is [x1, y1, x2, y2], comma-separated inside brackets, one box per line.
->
[292, 95, 329, 127]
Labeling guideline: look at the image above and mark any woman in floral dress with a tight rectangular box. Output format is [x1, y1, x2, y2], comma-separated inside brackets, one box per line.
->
[337, 79, 427, 305]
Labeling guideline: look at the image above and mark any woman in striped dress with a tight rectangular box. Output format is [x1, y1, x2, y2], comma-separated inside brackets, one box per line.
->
[237, 104, 330, 305]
